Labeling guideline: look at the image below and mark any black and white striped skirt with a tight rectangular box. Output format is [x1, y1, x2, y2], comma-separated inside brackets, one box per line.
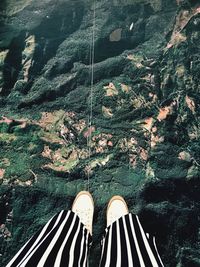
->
[6, 210, 164, 267]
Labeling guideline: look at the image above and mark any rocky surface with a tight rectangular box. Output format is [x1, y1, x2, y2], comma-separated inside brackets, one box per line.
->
[0, 0, 200, 266]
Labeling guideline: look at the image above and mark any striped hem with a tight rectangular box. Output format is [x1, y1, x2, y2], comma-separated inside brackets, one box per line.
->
[99, 213, 164, 267]
[6, 210, 92, 267]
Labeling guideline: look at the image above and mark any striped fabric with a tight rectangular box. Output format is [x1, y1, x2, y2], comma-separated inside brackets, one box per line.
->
[6, 210, 92, 267]
[6, 211, 164, 267]
[99, 213, 164, 267]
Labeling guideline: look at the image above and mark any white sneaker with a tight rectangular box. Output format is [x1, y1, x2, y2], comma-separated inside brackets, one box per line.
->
[72, 191, 94, 235]
[107, 195, 129, 227]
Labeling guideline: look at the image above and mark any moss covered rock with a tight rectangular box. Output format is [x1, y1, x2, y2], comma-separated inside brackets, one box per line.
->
[0, 0, 200, 266]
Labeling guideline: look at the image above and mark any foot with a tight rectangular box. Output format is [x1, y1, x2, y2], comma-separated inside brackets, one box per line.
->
[106, 195, 129, 227]
[72, 191, 94, 235]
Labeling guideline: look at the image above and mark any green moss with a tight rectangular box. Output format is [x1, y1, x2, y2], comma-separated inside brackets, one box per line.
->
[0, 133, 17, 143]
[4, 153, 31, 181]
[155, 165, 188, 180]
[4, 0, 32, 15]
[12, 133, 43, 152]
[113, 166, 145, 186]
[0, 122, 10, 133]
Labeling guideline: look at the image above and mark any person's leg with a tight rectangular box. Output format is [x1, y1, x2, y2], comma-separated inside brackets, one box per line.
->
[99, 196, 164, 267]
[6, 191, 94, 267]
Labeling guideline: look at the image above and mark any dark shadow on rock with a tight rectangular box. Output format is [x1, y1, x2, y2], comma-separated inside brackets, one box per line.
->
[137, 178, 200, 266]
[29, 1, 85, 78]
[1, 32, 26, 96]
